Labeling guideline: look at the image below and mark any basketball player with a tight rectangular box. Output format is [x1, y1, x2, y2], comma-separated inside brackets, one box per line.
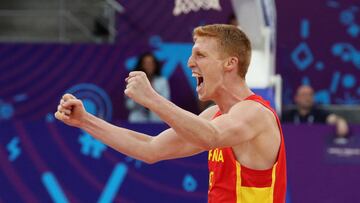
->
[55, 24, 286, 202]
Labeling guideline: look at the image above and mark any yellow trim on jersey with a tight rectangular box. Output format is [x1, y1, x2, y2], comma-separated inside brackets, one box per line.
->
[236, 162, 241, 203]
[235, 162, 278, 203]
[270, 162, 278, 202]
[240, 187, 272, 202]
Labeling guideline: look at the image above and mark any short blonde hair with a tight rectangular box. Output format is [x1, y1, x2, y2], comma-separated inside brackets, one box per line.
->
[193, 24, 252, 79]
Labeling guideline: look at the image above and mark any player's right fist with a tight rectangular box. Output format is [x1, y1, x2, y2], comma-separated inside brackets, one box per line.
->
[54, 93, 87, 127]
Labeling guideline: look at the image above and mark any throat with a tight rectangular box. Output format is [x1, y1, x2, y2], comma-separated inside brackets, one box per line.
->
[213, 85, 254, 113]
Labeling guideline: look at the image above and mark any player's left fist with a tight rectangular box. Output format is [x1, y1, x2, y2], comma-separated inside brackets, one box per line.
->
[124, 71, 158, 107]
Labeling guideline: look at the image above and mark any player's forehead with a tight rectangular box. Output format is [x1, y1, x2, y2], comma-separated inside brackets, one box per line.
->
[192, 36, 218, 52]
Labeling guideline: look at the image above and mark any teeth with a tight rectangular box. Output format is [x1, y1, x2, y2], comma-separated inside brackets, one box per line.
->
[196, 82, 204, 92]
[192, 73, 201, 77]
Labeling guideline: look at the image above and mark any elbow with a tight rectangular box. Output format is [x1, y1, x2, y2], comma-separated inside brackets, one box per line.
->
[143, 159, 157, 165]
[142, 155, 161, 164]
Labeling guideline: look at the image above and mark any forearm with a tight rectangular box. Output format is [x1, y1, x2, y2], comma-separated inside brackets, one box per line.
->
[80, 113, 155, 163]
[148, 95, 219, 149]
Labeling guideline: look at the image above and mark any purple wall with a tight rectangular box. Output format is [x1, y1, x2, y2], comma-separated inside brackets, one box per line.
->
[284, 124, 360, 203]
[1, 120, 360, 202]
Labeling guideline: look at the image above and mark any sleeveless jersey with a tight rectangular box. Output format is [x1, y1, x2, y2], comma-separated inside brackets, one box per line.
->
[207, 95, 287, 203]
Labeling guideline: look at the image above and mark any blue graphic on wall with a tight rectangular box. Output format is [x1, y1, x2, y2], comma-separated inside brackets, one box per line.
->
[332, 43, 360, 69]
[301, 76, 311, 86]
[66, 83, 113, 121]
[288, 5, 360, 105]
[13, 93, 28, 102]
[42, 172, 69, 203]
[45, 113, 55, 123]
[7, 136, 21, 161]
[182, 174, 198, 192]
[329, 71, 341, 93]
[78, 133, 106, 159]
[291, 42, 314, 71]
[0, 93, 29, 120]
[0, 100, 14, 120]
[338, 6, 360, 38]
[291, 19, 325, 72]
[125, 36, 197, 95]
[98, 163, 128, 203]
[41, 164, 127, 203]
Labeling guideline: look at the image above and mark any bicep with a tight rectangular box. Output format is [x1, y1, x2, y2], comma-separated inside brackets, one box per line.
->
[150, 128, 204, 161]
[209, 102, 264, 148]
[210, 115, 255, 147]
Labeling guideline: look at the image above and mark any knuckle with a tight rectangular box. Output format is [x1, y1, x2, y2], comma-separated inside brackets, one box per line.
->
[55, 112, 61, 120]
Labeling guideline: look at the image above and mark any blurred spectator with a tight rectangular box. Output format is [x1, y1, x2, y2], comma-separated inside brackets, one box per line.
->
[282, 85, 349, 140]
[126, 52, 170, 122]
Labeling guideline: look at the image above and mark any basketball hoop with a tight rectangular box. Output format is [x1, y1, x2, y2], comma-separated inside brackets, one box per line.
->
[173, 0, 222, 16]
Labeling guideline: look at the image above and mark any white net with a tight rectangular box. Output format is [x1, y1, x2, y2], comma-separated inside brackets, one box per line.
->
[173, 0, 222, 16]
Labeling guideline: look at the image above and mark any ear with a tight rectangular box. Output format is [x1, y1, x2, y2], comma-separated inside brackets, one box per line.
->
[224, 57, 238, 72]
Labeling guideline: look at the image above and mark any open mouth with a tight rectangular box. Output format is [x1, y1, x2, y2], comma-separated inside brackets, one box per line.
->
[192, 72, 204, 91]
[197, 76, 204, 87]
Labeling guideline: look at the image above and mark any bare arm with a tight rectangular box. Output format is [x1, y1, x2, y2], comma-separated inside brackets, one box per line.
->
[55, 94, 218, 163]
[148, 96, 266, 149]
[81, 115, 202, 163]
[125, 71, 269, 150]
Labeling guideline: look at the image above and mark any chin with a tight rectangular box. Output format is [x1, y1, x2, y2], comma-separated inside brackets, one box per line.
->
[198, 94, 210, 102]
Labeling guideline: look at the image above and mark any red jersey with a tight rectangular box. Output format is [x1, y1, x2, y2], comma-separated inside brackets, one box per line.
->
[208, 95, 287, 203]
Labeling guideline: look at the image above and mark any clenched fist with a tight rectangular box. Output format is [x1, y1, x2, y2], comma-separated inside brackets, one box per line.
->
[54, 93, 87, 127]
[125, 71, 159, 108]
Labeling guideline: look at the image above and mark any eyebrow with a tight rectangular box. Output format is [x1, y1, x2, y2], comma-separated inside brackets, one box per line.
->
[193, 49, 205, 54]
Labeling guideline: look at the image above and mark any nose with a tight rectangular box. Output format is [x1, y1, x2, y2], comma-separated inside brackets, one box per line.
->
[187, 55, 195, 69]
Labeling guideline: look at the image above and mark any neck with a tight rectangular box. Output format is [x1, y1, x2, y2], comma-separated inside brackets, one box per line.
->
[213, 79, 253, 113]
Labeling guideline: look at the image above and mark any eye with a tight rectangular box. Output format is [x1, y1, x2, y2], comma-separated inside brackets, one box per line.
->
[197, 53, 205, 58]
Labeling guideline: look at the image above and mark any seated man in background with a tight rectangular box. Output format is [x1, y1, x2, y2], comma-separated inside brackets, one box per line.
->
[282, 85, 349, 141]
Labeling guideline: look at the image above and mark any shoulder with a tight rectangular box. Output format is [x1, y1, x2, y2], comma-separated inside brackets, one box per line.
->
[199, 105, 219, 120]
[230, 100, 270, 116]
[229, 100, 276, 128]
